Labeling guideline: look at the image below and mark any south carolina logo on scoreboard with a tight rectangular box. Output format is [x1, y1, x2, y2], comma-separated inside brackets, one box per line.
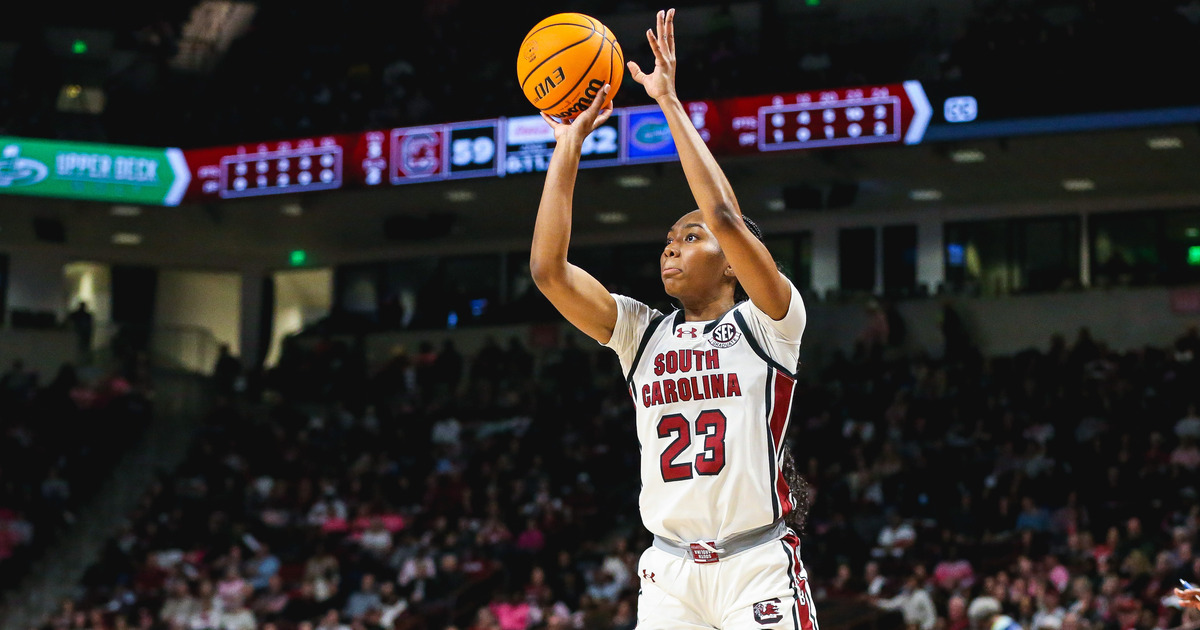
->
[391, 127, 444, 182]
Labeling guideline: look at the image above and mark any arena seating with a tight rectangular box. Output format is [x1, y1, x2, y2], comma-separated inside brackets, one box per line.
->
[29, 311, 1200, 630]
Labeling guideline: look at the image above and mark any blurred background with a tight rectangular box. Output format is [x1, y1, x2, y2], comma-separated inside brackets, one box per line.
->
[1, 1, 1199, 630]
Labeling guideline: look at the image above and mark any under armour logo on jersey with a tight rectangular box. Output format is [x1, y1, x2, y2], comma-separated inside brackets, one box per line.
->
[676, 326, 698, 338]
[642, 569, 656, 582]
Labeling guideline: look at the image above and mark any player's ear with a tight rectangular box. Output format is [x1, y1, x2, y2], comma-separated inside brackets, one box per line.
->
[724, 264, 736, 278]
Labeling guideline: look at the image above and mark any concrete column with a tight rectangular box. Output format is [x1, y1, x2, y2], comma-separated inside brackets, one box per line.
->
[916, 217, 945, 295]
[810, 224, 839, 299]
[239, 267, 267, 369]
[1079, 211, 1091, 288]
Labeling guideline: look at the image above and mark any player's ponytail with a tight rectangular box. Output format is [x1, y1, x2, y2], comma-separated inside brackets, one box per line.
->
[781, 444, 812, 533]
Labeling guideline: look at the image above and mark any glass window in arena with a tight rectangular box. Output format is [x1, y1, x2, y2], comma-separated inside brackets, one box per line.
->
[882, 225, 917, 298]
[839, 227, 877, 295]
[765, 231, 812, 294]
[1090, 211, 1162, 287]
[945, 217, 1080, 296]
[944, 220, 1009, 296]
[1161, 209, 1200, 285]
[1011, 216, 1080, 293]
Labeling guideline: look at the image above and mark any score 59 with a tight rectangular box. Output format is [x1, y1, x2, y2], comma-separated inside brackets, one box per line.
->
[451, 136, 496, 166]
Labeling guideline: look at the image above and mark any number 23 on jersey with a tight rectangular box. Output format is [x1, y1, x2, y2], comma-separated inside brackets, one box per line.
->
[657, 409, 727, 481]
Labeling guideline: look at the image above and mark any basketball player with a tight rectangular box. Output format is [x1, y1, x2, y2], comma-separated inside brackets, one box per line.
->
[530, 8, 816, 630]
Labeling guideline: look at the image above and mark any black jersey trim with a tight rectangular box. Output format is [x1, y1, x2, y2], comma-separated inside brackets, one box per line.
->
[780, 540, 803, 630]
[702, 300, 743, 334]
[765, 366, 781, 521]
[626, 312, 669, 384]
[670, 309, 686, 335]
[733, 310, 799, 379]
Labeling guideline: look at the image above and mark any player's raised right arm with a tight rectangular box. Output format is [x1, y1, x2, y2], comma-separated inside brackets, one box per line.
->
[529, 86, 619, 344]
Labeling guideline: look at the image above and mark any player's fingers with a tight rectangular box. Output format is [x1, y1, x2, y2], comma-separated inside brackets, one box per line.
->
[665, 8, 675, 56]
[593, 105, 614, 129]
[540, 112, 561, 127]
[628, 60, 646, 84]
[645, 28, 663, 63]
[656, 10, 669, 58]
[585, 84, 610, 115]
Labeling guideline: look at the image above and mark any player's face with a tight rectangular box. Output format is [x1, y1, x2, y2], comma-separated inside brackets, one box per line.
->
[661, 210, 734, 300]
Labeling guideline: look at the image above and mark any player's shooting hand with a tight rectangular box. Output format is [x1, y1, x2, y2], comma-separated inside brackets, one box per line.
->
[628, 8, 677, 102]
[541, 84, 613, 145]
[1176, 588, 1200, 609]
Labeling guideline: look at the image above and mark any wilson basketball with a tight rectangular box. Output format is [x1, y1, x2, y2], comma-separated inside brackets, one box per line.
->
[517, 13, 623, 121]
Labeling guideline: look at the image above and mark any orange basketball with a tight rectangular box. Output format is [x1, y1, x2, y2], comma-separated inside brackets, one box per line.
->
[517, 13, 623, 121]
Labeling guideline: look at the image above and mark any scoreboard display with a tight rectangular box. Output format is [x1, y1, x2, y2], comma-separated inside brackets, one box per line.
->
[390, 127, 444, 182]
[179, 81, 933, 204]
[184, 137, 345, 200]
[445, 121, 502, 179]
[504, 112, 622, 175]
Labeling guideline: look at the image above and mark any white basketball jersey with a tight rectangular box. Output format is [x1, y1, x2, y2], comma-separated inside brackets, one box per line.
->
[603, 281, 806, 543]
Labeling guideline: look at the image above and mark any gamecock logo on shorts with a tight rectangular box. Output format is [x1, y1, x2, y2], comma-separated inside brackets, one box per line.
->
[708, 322, 741, 348]
[753, 598, 784, 625]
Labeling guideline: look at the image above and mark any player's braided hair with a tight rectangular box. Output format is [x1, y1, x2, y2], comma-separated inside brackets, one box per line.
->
[781, 445, 811, 533]
[738, 215, 812, 533]
[733, 215, 765, 303]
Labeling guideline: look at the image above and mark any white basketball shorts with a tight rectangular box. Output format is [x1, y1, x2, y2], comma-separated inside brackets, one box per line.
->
[635, 531, 819, 630]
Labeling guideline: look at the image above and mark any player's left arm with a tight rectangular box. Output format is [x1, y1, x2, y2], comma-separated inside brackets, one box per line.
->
[629, 8, 791, 320]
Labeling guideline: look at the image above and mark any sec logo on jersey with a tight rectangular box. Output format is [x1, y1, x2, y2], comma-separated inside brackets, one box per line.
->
[708, 322, 741, 348]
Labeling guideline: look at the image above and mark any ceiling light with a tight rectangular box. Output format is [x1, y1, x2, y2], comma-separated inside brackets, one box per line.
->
[1147, 136, 1183, 150]
[766, 198, 786, 212]
[1062, 179, 1095, 192]
[445, 190, 476, 202]
[112, 232, 142, 245]
[909, 189, 943, 201]
[950, 149, 986, 163]
[110, 205, 142, 217]
[596, 211, 628, 224]
[616, 175, 652, 188]
[281, 203, 303, 216]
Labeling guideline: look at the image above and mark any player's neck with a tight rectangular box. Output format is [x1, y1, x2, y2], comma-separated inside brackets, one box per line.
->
[680, 295, 736, 322]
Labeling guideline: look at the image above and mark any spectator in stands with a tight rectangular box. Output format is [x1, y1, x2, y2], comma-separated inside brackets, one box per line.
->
[947, 595, 970, 630]
[160, 580, 199, 626]
[875, 509, 917, 559]
[221, 598, 258, 630]
[378, 581, 408, 627]
[343, 573, 381, 620]
[1177, 403, 1200, 441]
[36, 319, 1200, 630]
[874, 571, 937, 630]
[245, 542, 281, 591]
[252, 574, 291, 620]
[315, 608, 350, 630]
[213, 344, 243, 395]
[968, 596, 1020, 630]
[67, 301, 94, 364]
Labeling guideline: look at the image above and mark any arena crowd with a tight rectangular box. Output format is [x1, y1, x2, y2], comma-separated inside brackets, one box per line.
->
[23, 304, 1200, 630]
